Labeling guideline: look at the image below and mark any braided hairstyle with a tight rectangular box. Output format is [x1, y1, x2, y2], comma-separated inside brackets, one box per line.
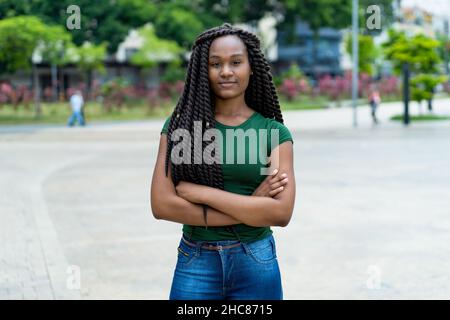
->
[164, 22, 285, 189]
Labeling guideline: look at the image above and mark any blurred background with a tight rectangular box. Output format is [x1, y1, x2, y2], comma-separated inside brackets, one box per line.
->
[1, 0, 450, 300]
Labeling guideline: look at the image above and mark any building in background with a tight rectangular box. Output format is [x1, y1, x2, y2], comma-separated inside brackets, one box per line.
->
[4, 27, 171, 101]
[394, 5, 435, 37]
[275, 20, 343, 78]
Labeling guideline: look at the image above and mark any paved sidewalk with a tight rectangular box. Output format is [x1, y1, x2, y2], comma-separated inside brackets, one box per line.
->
[1, 99, 450, 299]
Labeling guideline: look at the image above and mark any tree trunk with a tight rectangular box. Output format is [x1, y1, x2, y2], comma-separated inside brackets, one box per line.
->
[51, 63, 57, 102]
[85, 70, 92, 101]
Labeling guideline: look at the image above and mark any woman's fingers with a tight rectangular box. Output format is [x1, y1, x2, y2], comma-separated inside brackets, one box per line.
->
[269, 171, 287, 183]
[255, 169, 288, 198]
[270, 176, 288, 190]
[269, 186, 285, 196]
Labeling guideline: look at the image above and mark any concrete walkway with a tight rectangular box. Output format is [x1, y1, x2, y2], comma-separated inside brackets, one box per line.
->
[1, 99, 449, 299]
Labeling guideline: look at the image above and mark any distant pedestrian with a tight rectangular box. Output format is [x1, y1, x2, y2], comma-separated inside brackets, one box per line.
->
[368, 85, 381, 124]
[67, 90, 85, 127]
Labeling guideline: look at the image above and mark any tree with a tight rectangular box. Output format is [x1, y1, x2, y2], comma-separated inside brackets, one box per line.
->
[383, 30, 441, 74]
[0, 0, 158, 54]
[65, 41, 107, 99]
[0, 16, 47, 74]
[130, 24, 184, 84]
[0, 0, 287, 53]
[201, 0, 281, 25]
[39, 25, 73, 101]
[153, 4, 205, 49]
[346, 34, 379, 75]
[411, 74, 447, 112]
[383, 29, 443, 122]
[0, 15, 75, 114]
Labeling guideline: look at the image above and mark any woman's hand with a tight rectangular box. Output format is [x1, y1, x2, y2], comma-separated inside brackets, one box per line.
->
[252, 169, 288, 198]
[175, 181, 206, 204]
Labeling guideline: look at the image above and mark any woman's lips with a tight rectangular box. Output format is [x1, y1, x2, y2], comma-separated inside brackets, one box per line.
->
[219, 82, 237, 89]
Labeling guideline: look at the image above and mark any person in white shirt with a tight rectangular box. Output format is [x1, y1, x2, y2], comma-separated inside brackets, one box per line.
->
[67, 90, 85, 126]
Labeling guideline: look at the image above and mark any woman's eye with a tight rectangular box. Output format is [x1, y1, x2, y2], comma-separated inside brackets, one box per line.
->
[210, 61, 241, 67]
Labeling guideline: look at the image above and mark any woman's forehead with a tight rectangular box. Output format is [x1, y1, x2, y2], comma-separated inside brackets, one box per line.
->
[209, 35, 247, 58]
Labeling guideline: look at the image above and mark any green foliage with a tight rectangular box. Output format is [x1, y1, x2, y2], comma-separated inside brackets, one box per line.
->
[411, 74, 447, 103]
[0, 15, 73, 74]
[345, 34, 379, 75]
[0, 0, 277, 53]
[390, 114, 450, 121]
[100, 77, 131, 96]
[154, 4, 206, 49]
[160, 62, 186, 83]
[0, 16, 43, 73]
[383, 30, 444, 108]
[436, 33, 450, 64]
[278, 0, 394, 44]
[0, 101, 176, 125]
[274, 62, 307, 86]
[39, 24, 73, 66]
[130, 24, 184, 69]
[383, 29, 441, 74]
[66, 41, 107, 74]
[201, 0, 279, 24]
[281, 63, 305, 80]
[0, 0, 158, 54]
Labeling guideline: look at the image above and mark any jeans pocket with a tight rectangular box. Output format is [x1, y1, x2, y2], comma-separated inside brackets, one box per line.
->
[176, 241, 198, 266]
[248, 237, 277, 264]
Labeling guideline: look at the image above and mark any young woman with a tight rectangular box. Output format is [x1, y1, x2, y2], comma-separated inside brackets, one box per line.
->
[150, 23, 295, 300]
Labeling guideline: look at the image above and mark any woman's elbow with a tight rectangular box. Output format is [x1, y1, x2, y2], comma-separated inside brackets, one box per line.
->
[278, 216, 291, 227]
[151, 194, 172, 220]
[274, 208, 293, 227]
[151, 202, 165, 220]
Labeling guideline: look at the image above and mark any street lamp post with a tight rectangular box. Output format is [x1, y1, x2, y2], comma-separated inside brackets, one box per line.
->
[352, 0, 359, 128]
[444, 19, 449, 77]
[402, 62, 410, 125]
[32, 50, 43, 118]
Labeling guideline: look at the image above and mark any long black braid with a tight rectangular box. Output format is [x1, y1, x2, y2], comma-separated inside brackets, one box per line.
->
[164, 22, 285, 190]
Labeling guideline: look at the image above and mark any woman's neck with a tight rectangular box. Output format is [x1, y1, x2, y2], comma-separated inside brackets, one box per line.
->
[214, 95, 252, 117]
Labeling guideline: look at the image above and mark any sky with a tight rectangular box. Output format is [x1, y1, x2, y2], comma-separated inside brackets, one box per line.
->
[402, 0, 450, 20]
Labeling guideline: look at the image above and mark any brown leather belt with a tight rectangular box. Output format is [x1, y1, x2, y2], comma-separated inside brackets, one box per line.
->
[182, 237, 241, 251]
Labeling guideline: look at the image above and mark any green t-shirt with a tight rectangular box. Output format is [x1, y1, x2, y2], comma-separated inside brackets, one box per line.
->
[160, 110, 293, 243]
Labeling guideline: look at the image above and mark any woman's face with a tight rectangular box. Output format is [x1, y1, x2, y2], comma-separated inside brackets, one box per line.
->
[208, 35, 252, 100]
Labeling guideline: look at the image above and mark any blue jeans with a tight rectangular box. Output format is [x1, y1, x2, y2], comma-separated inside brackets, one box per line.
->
[169, 234, 283, 300]
[67, 111, 85, 126]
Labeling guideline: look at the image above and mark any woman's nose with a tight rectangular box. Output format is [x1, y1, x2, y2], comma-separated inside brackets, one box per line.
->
[220, 65, 233, 77]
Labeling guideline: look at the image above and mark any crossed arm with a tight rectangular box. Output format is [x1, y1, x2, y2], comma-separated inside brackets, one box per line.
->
[150, 133, 295, 227]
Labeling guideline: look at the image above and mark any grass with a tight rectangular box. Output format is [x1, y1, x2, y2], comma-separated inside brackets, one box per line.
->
[390, 114, 450, 122]
[280, 96, 329, 110]
[4, 95, 446, 125]
[0, 97, 332, 125]
[0, 101, 175, 125]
